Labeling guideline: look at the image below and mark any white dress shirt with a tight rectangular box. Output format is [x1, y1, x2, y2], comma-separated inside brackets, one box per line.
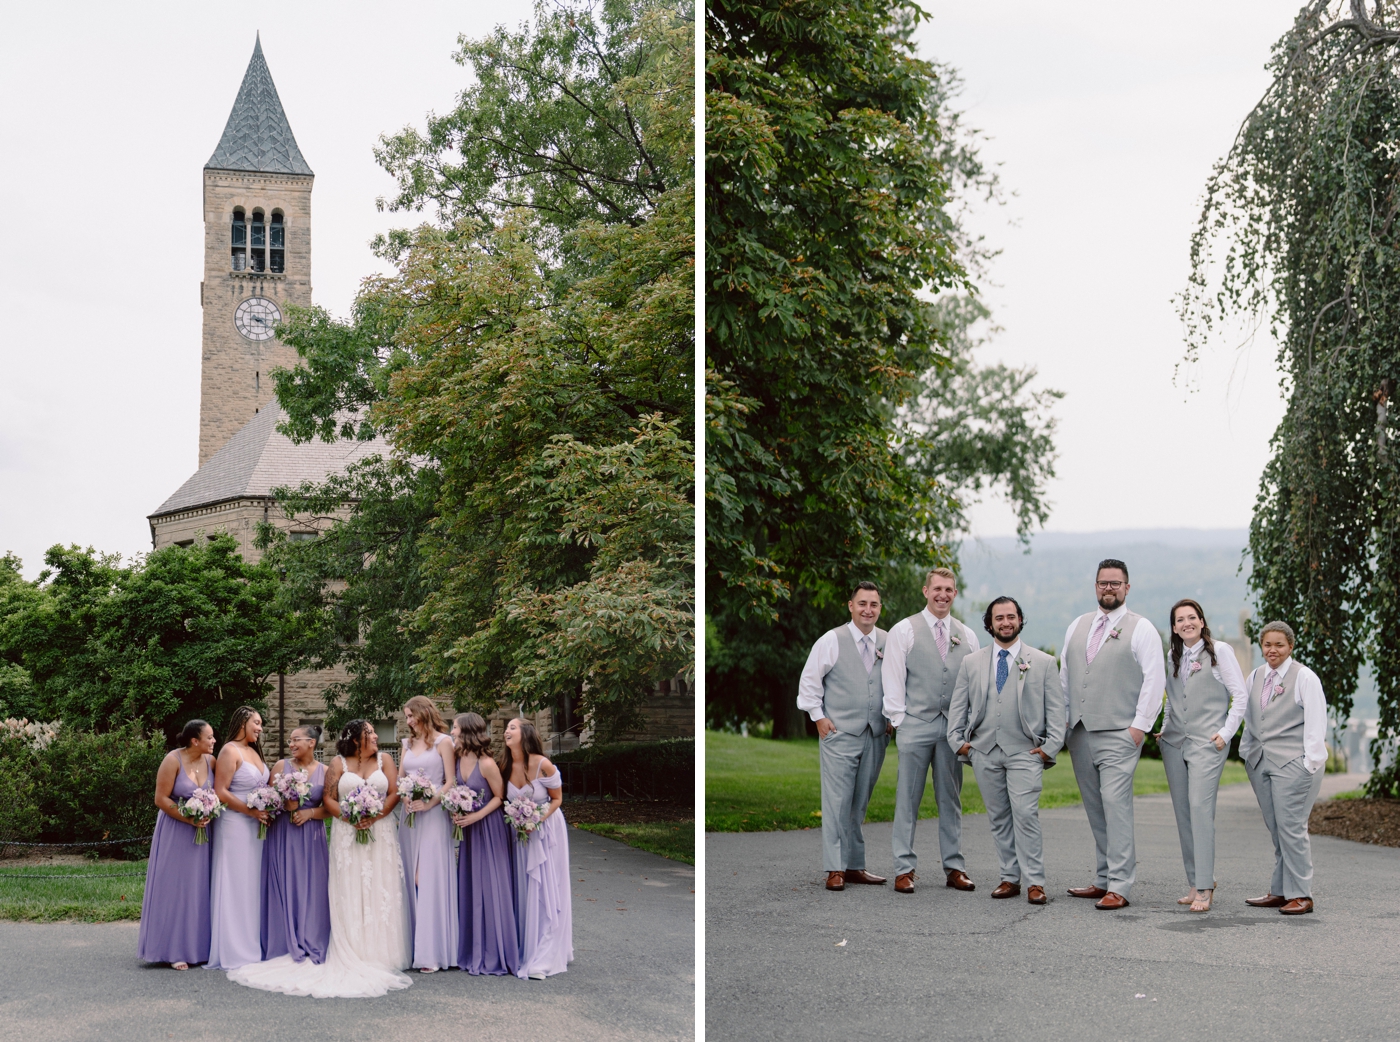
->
[797, 620, 880, 722]
[1059, 603, 1166, 733]
[1161, 639, 1247, 743]
[881, 608, 981, 727]
[1239, 657, 1328, 774]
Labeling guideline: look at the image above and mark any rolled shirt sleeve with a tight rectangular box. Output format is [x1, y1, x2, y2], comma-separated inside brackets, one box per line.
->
[880, 618, 915, 729]
[1212, 642, 1249, 744]
[1129, 616, 1166, 733]
[797, 629, 841, 722]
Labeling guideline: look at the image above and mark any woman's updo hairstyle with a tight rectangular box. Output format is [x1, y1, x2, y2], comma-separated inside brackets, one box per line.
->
[293, 724, 324, 745]
[179, 719, 211, 749]
[336, 720, 371, 759]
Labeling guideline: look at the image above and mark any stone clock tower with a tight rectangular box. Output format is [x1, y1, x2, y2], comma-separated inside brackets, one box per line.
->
[199, 35, 313, 466]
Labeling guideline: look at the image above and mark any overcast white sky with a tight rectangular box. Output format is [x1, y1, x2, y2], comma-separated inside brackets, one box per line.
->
[918, 1, 1301, 540]
[0, 2, 535, 578]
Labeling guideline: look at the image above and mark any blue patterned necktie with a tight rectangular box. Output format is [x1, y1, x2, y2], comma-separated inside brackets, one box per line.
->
[996, 649, 1009, 693]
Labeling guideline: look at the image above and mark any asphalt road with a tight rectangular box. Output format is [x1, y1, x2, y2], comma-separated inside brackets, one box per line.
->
[707, 772, 1397, 1042]
[0, 829, 694, 1042]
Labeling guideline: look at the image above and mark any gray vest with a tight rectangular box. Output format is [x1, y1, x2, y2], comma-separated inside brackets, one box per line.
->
[970, 647, 1035, 755]
[1245, 662, 1306, 769]
[821, 626, 888, 737]
[1065, 610, 1150, 731]
[902, 613, 973, 724]
[1160, 643, 1231, 749]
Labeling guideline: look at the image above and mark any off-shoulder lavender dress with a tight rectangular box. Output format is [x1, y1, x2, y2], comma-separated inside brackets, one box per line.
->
[207, 759, 268, 970]
[137, 754, 214, 965]
[398, 737, 458, 969]
[261, 760, 330, 963]
[457, 758, 518, 975]
[510, 769, 573, 979]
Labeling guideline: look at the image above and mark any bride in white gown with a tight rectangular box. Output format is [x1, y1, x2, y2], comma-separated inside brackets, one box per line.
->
[229, 721, 413, 998]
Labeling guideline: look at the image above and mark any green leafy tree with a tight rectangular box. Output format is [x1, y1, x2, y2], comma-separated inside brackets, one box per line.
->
[706, 1, 1059, 733]
[1179, 0, 1400, 794]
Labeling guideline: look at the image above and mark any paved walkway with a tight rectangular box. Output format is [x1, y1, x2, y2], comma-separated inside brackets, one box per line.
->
[0, 830, 694, 1042]
[707, 773, 1398, 1042]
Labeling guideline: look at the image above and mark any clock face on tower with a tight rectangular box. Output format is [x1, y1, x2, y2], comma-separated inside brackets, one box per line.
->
[234, 296, 282, 341]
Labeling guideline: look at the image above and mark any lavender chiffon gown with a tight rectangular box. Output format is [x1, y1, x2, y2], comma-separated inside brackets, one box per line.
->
[137, 755, 214, 965]
[511, 769, 573, 979]
[398, 737, 458, 969]
[207, 759, 268, 970]
[456, 760, 518, 975]
[261, 761, 330, 963]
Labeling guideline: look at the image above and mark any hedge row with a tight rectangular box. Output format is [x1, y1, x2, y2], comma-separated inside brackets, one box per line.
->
[554, 738, 694, 805]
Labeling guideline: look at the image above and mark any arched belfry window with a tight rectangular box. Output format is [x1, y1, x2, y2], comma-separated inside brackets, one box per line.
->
[231, 209, 246, 270]
[249, 210, 266, 272]
[270, 212, 285, 273]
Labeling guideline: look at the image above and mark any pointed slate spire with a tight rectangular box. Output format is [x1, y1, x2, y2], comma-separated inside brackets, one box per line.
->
[206, 34, 313, 176]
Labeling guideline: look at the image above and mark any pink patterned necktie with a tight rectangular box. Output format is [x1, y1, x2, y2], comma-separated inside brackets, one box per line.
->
[935, 618, 948, 658]
[1261, 669, 1278, 710]
[1085, 615, 1109, 665]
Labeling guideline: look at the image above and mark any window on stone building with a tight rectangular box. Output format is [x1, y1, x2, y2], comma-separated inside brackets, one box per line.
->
[174, 539, 194, 548]
[270, 212, 285, 273]
[231, 209, 246, 270]
[249, 210, 266, 272]
[288, 531, 317, 543]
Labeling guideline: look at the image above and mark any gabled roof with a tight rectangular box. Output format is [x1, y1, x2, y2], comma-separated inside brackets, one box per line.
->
[151, 404, 388, 518]
[206, 34, 313, 176]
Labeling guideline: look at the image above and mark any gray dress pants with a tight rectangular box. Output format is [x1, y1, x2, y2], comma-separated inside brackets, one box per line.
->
[1246, 754, 1324, 899]
[1066, 722, 1143, 899]
[969, 746, 1046, 886]
[891, 714, 965, 876]
[819, 726, 888, 873]
[1160, 738, 1229, 890]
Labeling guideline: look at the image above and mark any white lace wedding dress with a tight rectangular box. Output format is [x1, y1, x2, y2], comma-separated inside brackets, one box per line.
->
[228, 754, 413, 997]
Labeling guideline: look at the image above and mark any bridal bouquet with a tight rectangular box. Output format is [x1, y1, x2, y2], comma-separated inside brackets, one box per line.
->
[503, 795, 545, 844]
[441, 785, 484, 842]
[397, 770, 437, 828]
[245, 785, 282, 840]
[342, 783, 384, 845]
[178, 786, 223, 845]
[270, 768, 311, 810]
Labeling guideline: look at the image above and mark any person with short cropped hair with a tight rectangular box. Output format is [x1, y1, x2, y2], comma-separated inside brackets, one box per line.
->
[797, 581, 892, 891]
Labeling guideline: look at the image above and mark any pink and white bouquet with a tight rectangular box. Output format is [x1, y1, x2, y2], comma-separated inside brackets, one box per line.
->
[342, 783, 384, 845]
[503, 795, 545, 843]
[441, 785, 484, 841]
[178, 786, 223, 845]
[270, 768, 312, 810]
[397, 770, 437, 828]
[245, 785, 282, 840]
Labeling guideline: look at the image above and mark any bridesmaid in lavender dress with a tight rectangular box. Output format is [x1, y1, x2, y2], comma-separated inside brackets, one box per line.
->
[502, 718, 573, 980]
[449, 713, 517, 976]
[138, 720, 217, 969]
[397, 696, 458, 972]
[261, 725, 330, 963]
[208, 706, 270, 971]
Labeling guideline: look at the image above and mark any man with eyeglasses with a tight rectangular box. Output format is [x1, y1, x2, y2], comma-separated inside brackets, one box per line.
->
[1059, 558, 1164, 909]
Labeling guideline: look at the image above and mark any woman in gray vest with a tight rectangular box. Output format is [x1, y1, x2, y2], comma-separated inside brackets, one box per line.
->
[1240, 621, 1328, 915]
[1157, 599, 1246, 913]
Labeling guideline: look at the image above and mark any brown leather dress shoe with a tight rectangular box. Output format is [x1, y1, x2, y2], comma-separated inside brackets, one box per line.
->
[894, 873, 915, 894]
[844, 869, 886, 885]
[1245, 893, 1287, 908]
[1067, 884, 1108, 899]
[945, 870, 976, 891]
[826, 871, 845, 891]
[1027, 885, 1046, 905]
[991, 881, 1021, 899]
[1094, 891, 1130, 910]
[1280, 897, 1314, 915]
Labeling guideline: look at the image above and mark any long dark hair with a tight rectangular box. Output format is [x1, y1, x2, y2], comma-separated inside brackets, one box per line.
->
[336, 719, 372, 759]
[498, 719, 543, 783]
[1168, 598, 1218, 677]
[454, 713, 491, 758]
[224, 706, 263, 759]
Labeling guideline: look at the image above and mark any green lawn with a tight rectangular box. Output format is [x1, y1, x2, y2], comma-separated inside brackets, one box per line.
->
[0, 860, 147, 922]
[706, 731, 1250, 832]
[573, 821, 695, 864]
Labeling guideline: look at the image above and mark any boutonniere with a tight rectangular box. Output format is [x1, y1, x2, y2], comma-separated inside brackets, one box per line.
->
[1273, 683, 1284, 696]
[1188, 661, 1203, 676]
[1108, 627, 1122, 640]
[949, 634, 962, 647]
[875, 649, 884, 660]
[1017, 660, 1030, 674]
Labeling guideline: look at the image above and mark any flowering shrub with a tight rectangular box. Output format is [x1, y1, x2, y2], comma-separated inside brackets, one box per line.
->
[0, 718, 60, 752]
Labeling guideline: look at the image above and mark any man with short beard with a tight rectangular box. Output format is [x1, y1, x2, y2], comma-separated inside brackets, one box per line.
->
[948, 596, 1063, 904]
[1060, 559, 1165, 910]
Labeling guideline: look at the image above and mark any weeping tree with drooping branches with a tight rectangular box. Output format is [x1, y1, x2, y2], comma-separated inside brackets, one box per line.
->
[1181, 0, 1400, 793]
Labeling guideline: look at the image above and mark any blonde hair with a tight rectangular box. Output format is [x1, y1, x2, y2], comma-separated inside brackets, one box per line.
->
[403, 696, 447, 739]
[925, 567, 958, 586]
